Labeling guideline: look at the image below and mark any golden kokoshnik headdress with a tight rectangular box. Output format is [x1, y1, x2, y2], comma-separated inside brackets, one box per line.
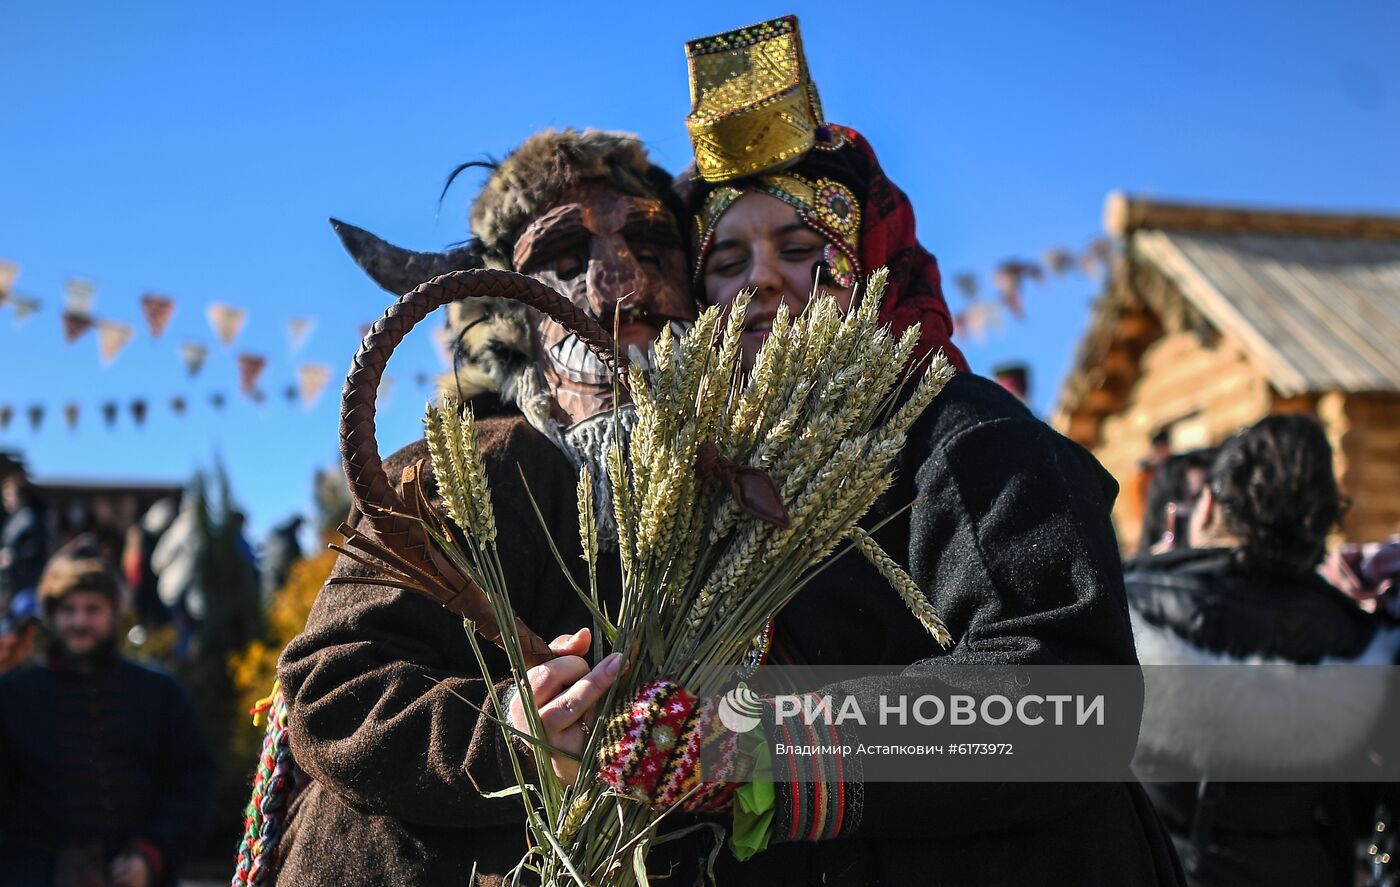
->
[685, 15, 862, 287]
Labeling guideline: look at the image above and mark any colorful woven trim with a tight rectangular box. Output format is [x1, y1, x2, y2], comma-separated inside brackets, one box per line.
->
[599, 678, 740, 812]
[692, 171, 862, 288]
[232, 684, 310, 887]
[767, 692, 863, 843]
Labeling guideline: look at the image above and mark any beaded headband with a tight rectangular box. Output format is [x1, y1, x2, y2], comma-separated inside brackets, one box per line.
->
[692, 166, 862, 289]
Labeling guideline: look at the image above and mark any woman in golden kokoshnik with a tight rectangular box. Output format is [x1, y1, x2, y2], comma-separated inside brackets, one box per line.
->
[519, 16, 1186, 885]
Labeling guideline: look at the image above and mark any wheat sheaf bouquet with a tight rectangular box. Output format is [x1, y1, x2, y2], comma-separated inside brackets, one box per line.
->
[334, 266, 954, 886]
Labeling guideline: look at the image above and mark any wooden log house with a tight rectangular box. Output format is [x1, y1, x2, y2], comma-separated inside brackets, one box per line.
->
[1051, 193, 1400, 553]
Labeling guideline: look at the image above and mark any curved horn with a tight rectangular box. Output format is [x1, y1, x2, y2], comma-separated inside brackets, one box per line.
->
[330, 218, 484, 296]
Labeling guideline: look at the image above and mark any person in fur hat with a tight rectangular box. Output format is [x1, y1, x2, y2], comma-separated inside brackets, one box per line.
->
[331, 128, 695, 424]
[0, 536, 214, 887]
[505, 16, 1186, 886]
[271, 129, 697, 885]
[1127, 415, 1400, 886]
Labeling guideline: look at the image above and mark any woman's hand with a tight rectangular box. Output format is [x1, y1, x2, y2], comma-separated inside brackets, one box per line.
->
[506, 627, 622, 783]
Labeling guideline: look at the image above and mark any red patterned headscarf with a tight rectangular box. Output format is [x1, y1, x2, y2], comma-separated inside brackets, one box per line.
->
[679, 123, 969, 373]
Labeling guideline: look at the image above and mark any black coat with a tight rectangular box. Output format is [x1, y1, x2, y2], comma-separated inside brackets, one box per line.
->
[704, 374, 1182, 886]
[277, 374, 1184, 886]
[0, 649, 216, 886]
[1126, 548, 1398, 887]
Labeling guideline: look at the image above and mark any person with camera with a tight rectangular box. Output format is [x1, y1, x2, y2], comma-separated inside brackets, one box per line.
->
[1127, 415, 1400, 886]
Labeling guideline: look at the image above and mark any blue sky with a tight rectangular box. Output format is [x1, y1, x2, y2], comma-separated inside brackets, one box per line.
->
[2, 0, 1396, 543]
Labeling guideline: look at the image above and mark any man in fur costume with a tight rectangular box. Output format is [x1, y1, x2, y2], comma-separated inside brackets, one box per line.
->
[332, 129, 694, 423]
[271, 130, 695, 885]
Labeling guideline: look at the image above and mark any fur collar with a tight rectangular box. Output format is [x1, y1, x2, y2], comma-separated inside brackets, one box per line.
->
[1132, 612, 1400, 772]
[438, 297, 534, 404]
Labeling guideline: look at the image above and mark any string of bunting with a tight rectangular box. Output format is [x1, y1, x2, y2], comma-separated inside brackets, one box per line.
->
[0, 260, 328, 376]
[0, 261, 366, 426]
[0, 365, 415, 434]
[0, 234, 1117, 434]
[949, 238, 1115, 342]
[0, 235, 1116, 361]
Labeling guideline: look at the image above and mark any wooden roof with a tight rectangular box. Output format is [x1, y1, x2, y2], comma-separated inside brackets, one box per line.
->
[1054, 195, 1400, 430]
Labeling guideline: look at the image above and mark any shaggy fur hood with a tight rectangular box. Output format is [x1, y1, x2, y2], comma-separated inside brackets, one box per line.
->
[469, 129, 682, 269]
[444, 129, 684, 404]
[335, 129, 684, 405]
[439, 297, 535, 404]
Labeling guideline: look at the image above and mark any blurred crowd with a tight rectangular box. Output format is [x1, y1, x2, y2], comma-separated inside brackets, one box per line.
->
[1, 413, 1397, 885]
[1126, 415, 1400, 886]
[0, 466, 316, 886]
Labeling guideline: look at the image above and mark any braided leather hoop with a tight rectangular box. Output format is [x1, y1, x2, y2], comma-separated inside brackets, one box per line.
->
[338, 268, 629, 661]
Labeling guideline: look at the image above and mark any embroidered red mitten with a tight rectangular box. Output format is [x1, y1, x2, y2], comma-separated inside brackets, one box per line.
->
[598, 679, 741, 812]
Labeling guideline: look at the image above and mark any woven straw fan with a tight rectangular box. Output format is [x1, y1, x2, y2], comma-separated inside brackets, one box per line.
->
[332, 269, 629, 668]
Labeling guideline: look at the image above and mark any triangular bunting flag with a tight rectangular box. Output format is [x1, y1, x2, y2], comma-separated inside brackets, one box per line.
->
[992, 260, 1043, 321]
[283, 385, 298, 404]
[210, 392, 227, 411]
[1042, 247, 1075, 276]
[130, 400, 147, 427]
[63, 403, 79, 430]
[140, 293, 175, 338]
[62, 311, 96, 343]
[955, 300, 1005, 344]
[287, 317, 313, 352]
[26, 405, 44, 432]
[63, 278, 97, 315]
[180, 342, 209, 377]
[415, 372, 431, 387]
[97, 321, 135, 366]
[237, 353, 267, 395]
[0, 405, 12, 431]
[206, 303, 246, 347]
[101, 402, 119, 427]
[0, 260, 18, 304]
[954, 310, 973, 343]
[952, 272, 979, 300]
[992, 270, 1024, 320]
[985, 300, 1006, 335]
[1078, 237, 1114, 279]
[11, 297, 40, 326]
[296, 363, 331, 407]
[170, 396, 187, 416]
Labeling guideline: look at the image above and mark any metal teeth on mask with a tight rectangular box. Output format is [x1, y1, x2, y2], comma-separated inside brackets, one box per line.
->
[550, 321, 692, 387]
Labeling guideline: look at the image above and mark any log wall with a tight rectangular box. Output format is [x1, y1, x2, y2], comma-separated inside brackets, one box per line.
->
[1091, 330, 1271, 552]
[1319, 391, 1400, 543]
